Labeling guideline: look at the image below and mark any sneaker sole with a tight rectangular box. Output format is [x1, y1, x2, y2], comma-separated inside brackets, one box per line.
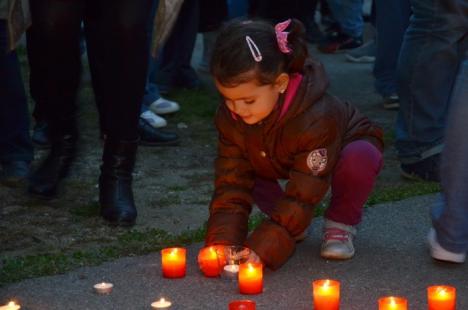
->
[428, 229, 466, 263]
[149, 106, 180, 115]
[345, 54, 375, 63]
[383, 102, 400, 110]
[320, 251, 355, 260]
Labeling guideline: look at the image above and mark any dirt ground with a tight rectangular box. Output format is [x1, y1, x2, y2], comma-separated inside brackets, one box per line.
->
[0, 40, 404, 261]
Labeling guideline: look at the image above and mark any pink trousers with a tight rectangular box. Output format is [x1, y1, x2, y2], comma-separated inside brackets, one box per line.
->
[252, 140, 383, 225]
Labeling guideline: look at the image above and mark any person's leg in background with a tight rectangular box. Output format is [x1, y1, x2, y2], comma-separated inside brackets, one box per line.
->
[323, 140, 382, 259]
[396, 0, 467, 182]
[429, 50, 468, 263]
[154, 0, 200, 94]
[372, 0, 410, 110]
[138, 0, 180, 147]
[27, 0, 84, 198]
[0, 21, 33, 187]
[85, 0, 152, 225]
[318, 0, 364, 53]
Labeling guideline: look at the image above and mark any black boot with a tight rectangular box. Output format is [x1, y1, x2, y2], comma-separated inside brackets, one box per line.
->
[29, 134, 77, 199]
[99, 139, 138, 226]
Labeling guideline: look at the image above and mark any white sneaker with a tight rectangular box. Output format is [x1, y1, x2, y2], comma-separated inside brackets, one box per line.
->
[149, 97, 180, 115]
[428, 228, 466, 263]
[321, 219, 356, 260]
[140, 111, 167, 128]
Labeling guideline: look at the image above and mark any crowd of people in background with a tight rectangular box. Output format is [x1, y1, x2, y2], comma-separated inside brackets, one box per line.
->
[0, 0, 466, 262]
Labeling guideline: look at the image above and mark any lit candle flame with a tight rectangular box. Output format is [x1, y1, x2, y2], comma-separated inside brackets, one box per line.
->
[436, 287, 448, 298]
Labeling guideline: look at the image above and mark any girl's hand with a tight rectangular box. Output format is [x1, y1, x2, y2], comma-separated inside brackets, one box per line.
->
[246, 249, 262, 264]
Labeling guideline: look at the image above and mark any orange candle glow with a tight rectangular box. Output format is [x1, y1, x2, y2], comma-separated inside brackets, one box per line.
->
[238, 262, 263, 295]
[312, 279, 340, 310]
[228, 300, 256, 310]
[161, 247, 186, 278]
[378, 296, 408, 310]
[198, 246, 222, 277]
[428, 285, 456, 310]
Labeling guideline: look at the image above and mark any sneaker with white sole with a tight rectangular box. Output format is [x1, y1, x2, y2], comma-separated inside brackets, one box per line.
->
[321, 219, 356, 260]
[427, 228, 466, 263]
[140, 110, 167, 128]
[150, 97, 180, 115]
[345, 40, 376, 63]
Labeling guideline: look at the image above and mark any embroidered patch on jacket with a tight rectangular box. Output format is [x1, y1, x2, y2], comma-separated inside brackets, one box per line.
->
[306, 148, 328, 175]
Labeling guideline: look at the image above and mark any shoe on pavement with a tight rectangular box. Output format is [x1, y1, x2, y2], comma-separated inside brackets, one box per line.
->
[0, 160, 30, 187]
[149, 97, 180, 115]
[318, 32, 363, 54]
[345, 40, 376, 63]
[138, 118, 179, 146]
[400, 154, 441, 182]
[428, 228, 466, 263]
[321, 219, 356, 260]
[383, 94, 400, 110]
[140, 110, 167, 128]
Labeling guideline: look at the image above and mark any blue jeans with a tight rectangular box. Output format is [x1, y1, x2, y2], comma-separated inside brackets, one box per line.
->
[227, 0, 248, 18]
[431, 53, 468, 254]
[154, 0, 200, 93]
[395, 0, 467, 163]
[141, 0, 161, 114]
[326, 0, 364, 38]
[373, 0, 411, 97]
[0, 22, 33, 163]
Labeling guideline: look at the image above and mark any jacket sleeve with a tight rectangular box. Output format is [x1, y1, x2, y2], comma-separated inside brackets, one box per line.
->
[205, 110, 256, 247]
[245, 117, 342, 269]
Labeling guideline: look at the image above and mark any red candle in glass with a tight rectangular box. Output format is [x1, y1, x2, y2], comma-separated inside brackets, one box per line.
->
[238, 262, 263, 294]
[198, 246, 222, 277]
[228, 300, 256, 310]
[312, 279, 340, 310]
[378, 296, 408, 310]
[161, 247, 186, 278]
[428, 285, 456, 310]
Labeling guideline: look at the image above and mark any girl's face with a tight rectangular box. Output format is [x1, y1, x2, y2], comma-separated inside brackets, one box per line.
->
[215, 73, 289, 125]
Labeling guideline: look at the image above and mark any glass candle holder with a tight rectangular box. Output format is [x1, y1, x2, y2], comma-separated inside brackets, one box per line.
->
[378, 296, 408, 310]
[427, 285, 456, 310]
[312, 279, 340, 310]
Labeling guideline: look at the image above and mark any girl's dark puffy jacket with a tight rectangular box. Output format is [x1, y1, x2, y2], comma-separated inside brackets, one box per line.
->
[205, 59, 384, 270]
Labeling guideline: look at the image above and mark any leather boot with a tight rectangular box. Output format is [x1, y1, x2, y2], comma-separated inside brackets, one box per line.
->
[99, 139, 138, 226]
[29, 134, 77, 199]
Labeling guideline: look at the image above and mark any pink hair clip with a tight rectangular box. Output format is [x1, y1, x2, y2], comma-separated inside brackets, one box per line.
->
[275, 19, 292, 54]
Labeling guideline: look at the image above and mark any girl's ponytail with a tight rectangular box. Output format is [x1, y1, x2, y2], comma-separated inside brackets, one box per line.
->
[283, 18, 308, 73]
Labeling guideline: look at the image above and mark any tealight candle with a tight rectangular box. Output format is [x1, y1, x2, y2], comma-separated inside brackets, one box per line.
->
[198, 246, 222, 277]
[222, 264, 240, 280]
[428, 285, 456, 310]
[161, 247, 186, 278]
[312, 279, 340, 310]
[378, 296, 408, 310]
[151, 298, 172, 309]
[229, 299, 256, 310]
[238, 262, 263, 295]
[0, 301, 20, 310]
[93, 282, 113, 294]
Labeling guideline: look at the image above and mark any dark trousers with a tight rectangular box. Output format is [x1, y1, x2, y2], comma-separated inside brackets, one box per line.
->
[154, 0, 200, 92]
[0, 21, 33, 163]
[28, 0, 152, 141]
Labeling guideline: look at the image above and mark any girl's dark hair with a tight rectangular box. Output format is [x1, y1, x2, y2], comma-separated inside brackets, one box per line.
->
[210, 19, 308, 87]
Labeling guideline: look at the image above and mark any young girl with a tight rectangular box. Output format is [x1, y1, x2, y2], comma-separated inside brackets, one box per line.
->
[203, 19, 384, 270]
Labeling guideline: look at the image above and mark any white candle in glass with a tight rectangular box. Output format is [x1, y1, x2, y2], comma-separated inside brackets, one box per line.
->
[0, 301, 21, 310]
[93, 282, 113, 294]
[151, 298, 172, 309]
